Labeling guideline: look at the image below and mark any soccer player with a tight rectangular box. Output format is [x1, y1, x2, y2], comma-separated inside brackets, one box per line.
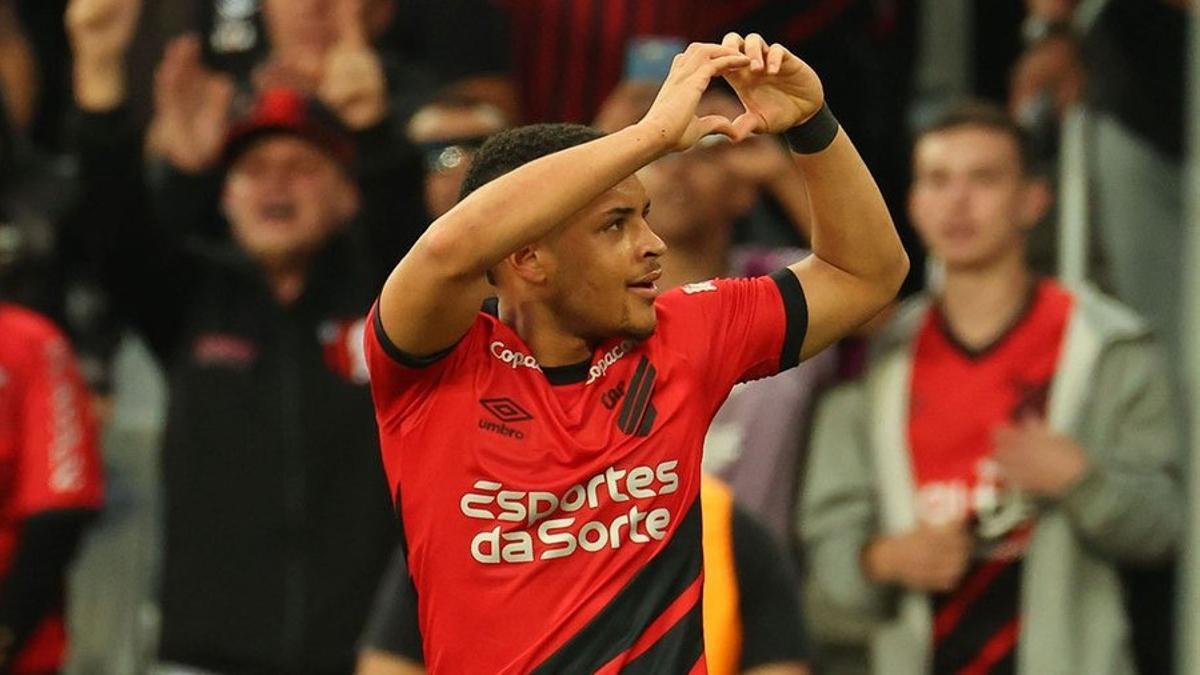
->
[356, 476, 812, 675]
[800, 102, 1181, 675]
[365, 35, 908, 671]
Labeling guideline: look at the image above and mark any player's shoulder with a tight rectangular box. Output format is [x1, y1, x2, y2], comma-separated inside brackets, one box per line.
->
[656, 278, 731, 311]
[368, 301, 502, 371]
[654, 276, 777, 319]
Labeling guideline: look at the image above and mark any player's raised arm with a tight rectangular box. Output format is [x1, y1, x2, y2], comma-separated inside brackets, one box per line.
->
[721, 33, 909, 361]
[376, 44, 751, 358]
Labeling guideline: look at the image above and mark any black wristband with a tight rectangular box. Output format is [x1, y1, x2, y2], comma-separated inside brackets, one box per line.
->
[784, 103, 839, 154]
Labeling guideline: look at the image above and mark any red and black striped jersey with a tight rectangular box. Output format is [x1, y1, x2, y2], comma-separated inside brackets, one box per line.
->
[908, 279, 1073, 673]
[364, 271, 806, 673]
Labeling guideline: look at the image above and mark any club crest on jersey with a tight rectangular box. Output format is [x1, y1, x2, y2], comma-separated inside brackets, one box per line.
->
[681, 280, 718, 295]
[616, 357, 657, 437]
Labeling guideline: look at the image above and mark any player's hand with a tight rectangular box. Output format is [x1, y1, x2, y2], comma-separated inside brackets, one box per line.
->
[637, 42, 751, 153]
[719, 33, 824, 137]
[993, 416, 1089, 497]
[149, 34, 235, 173]
[863, 520, 973, 593]
[319, 0, 388, 129]
[66, 0, 142, 109]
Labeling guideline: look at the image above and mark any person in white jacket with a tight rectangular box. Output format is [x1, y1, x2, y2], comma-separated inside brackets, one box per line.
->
[799, 100, 1182, 675]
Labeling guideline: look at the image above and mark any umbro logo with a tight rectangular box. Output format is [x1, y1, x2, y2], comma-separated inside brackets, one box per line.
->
[481, 397, 533, 422]
[479, 397, 532, 440]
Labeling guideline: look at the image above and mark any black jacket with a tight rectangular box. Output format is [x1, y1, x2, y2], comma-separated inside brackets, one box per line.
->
[75, 107, 426, 674]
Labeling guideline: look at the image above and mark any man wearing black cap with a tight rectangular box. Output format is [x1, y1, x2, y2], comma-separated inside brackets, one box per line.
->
[66, 0, 425, 671]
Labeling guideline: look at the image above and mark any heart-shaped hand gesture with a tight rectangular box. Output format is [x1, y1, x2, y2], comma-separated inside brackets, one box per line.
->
[637, 42, 752, 152]
[719, 33, 825, 138]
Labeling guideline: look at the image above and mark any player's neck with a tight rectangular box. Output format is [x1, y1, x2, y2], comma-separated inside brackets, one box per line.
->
[660, 230, 730, 291]
[938, 252, 1035, 351]
[496, 298, 594, 367]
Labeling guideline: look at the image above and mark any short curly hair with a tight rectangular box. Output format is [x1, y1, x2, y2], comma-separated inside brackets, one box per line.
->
[459, 123, 606, 201]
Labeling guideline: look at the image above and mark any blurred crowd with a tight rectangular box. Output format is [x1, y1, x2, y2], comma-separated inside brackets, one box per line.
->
[0, 0, 1189, 674]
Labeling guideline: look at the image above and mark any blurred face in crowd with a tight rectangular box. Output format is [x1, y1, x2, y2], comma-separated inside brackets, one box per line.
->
[408, 103, 509, 218]
[262, 0, 337, 63]
[909, 125, 1049, 272]
[498, 175, 666, 343]
[628, 90, 758, 247]
[222, 135, 359, 268]
[262, 0, 396, 62]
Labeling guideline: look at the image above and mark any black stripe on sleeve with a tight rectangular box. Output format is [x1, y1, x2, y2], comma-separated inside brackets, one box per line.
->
[768, 269, 809, 371]
[371, 303, 457, 368]
[531, 498, 704, 675]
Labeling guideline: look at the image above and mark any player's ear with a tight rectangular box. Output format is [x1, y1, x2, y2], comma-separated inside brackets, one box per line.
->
[507, 246, 548, 284]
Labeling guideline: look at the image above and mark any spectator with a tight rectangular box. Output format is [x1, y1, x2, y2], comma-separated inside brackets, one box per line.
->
[197, 0, 517, 124]
[357, 477, 811, 675]
[800, 102, 1181, 675]
[144, 24, 427, 257]
[1010, 0, 1186, 362]
[406, 94, 510, 219]
[1011, 11, 1186, 669]
[0, 303, 104, 674]
[595, 83, 836, 546]
[0, 1, 122, 404]
[67, 0, 425, 670]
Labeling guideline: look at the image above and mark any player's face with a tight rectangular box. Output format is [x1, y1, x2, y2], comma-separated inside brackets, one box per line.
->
[223, 136, 359, 267]
[909, 127, 1046, 272]
[541, 175, 666, 342]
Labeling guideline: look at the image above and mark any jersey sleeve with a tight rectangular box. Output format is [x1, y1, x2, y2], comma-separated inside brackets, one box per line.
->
[14, 325, 104, 518]
[363, 301, 480, 425]
[658, 270, 808, 394]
